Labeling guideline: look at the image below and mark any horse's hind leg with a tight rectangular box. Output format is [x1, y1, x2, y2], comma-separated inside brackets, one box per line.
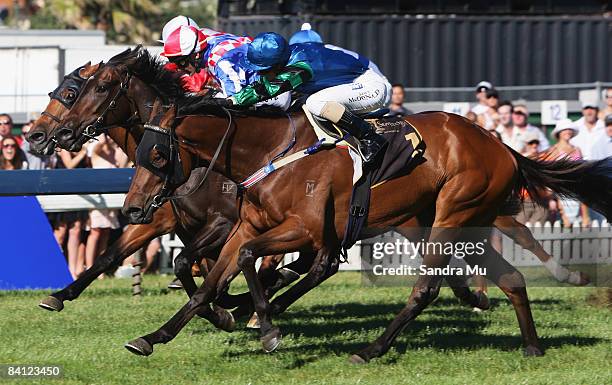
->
[494, 215, 589, 285]
[395, 226, 489, 310]
[463, 240, 543, 356]
[350, 226, 456, 363]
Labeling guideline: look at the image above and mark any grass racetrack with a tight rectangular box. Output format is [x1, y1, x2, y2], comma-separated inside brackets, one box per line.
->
[0, 272, 610, 385]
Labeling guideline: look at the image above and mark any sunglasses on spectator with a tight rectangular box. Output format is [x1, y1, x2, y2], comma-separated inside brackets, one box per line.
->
[527, 141, 540, 146]
[3, 143, 17, 149]
[0, 120, 11, 125]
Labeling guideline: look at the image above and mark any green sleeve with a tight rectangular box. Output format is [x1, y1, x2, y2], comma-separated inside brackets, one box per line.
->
[231, 61, 313, 106]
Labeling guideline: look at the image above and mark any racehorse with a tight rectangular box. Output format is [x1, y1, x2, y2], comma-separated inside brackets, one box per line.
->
[25, 60, 298, 326]
[25, 55, 492, 333]
[56, 47, 610, 362]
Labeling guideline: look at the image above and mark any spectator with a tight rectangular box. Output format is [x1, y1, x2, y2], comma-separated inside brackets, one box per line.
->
[0, 113, 13, 141]
[85, 135, 128, 271]
[0, 136, 28, 170]
[471, 81, 492, 115]
[386, 83, 412, 117]
[465, 111, 477, 123]
[477, 88, 500, 131]
[495, 101, 514, 145]
[515, 137, 550, 226]
[590, 114, 612, 159]
[545, 118, 581, 160]
[571, 100, 605, 160]
[52, 148, 90, 279]
[598, 88, 612, 121]
[544, 119, 584, 227]
[520, 132, 541, 157]
[509, 104, 550, 152]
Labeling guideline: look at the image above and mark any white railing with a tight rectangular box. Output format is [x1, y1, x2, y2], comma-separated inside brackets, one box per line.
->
[159, 221, 612, 272]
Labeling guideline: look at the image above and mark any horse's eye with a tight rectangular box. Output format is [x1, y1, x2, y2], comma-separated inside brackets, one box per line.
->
[96, 85, 108, 93]
[65, 90, 76, 100]
[150, 147, 168, 169]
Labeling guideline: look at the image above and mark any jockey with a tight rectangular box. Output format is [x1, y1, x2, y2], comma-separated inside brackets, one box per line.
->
[158, 16, 215, 94]
[161, 24, 291, 109]
[289, 23, 388, 91]
[226, 32, 391, 162]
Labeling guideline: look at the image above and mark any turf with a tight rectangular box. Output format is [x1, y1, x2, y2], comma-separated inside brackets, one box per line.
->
[0, 272, 610, 385]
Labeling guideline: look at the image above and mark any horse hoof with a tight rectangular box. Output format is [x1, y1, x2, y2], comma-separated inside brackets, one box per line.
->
[246, 314, 260, 329]
[39, 296, 64, 312]
[215, 308, 235, 332]
[349, 354, 368, 364]
[568, 271, 590, 286]
[523, 345, 544, 357]
[261, 327, 282, 353]
[124, 338, 153, 356]
[475, 291, 490, 311]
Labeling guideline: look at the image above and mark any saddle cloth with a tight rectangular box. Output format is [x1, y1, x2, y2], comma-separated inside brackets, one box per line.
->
[302, 105, 426, 187]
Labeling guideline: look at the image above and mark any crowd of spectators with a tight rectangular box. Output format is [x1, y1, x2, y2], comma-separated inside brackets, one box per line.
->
[464, 82, 612, 227]
[0, 115, 160, 279]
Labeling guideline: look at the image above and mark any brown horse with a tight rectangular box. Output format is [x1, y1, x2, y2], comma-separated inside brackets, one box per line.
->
[57, 48, 611, 361]
[25, 59, 297, 325]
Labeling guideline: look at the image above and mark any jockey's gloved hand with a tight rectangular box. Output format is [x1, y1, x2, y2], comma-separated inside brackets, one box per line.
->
[215, 97, 235, 108]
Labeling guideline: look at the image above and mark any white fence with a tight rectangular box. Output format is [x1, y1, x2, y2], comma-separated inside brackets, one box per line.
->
[159, 221, 612, 273]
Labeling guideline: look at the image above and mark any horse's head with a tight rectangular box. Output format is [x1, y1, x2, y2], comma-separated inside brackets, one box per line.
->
[26, 62, 100, 155]
[122, 101, 194, 224]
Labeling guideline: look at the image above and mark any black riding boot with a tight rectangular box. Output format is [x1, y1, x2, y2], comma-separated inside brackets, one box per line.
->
[337, 110, 387, 163]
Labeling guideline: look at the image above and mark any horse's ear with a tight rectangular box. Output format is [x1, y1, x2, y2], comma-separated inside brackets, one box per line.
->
[80, 62, 101, 78]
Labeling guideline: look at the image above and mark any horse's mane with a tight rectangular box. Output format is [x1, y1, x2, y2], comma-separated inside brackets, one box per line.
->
[107, 46, 292, 119]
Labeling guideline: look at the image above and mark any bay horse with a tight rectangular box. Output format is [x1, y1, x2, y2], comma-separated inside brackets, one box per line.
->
[57, 48, 610, 362]
[28, 54, 493, 323]
[25, 59, 299, 326]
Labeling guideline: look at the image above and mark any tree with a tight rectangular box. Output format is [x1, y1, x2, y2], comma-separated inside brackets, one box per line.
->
[27, 0, 217, 44]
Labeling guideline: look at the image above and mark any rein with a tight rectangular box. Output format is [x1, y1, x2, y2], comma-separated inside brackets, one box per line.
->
[145, 107, 235, 213]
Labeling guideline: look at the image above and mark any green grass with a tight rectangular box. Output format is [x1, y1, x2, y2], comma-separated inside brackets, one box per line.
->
[0, 272, 610, 385]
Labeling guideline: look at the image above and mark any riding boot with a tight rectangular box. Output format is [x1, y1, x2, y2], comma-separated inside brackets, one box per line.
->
[336, 110, 387, 163]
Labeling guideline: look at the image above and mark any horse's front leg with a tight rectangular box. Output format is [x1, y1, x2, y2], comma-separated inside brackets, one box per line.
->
[40, 204, 176, 312]
[237, 217, 312, 353]
[124, 224, 253, 357]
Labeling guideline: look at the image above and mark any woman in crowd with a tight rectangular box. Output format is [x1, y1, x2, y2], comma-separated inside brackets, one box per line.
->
[543, 119, 585, 227]
[52, 146, 90, 279]
[0, 136, 28, 170]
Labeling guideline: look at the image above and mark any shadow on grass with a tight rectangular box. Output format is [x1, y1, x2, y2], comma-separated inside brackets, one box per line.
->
[219, 300, 604, 366]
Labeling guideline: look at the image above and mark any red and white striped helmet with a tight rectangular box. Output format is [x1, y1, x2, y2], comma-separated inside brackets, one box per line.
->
[159, 15, 200, 43]
[161, 26, 207, 57]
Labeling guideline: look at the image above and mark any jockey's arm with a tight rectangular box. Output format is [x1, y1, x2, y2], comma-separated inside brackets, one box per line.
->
[229, 61, 312, 106]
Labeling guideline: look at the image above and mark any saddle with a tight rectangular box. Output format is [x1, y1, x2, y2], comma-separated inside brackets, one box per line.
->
[303, 106, 427, 256]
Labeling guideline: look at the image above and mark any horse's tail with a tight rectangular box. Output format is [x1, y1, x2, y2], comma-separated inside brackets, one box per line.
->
[508, 146, 612, 220]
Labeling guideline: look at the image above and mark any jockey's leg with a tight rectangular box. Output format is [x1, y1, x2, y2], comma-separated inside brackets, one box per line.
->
[305, 69, 392, 162]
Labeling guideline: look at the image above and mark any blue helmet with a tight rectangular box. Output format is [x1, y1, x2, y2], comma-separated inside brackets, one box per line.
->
[242, 32, 290, 71]
[289, 29, 322, 45]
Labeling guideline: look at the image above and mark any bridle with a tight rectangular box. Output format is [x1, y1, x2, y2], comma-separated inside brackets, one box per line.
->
[43, 67, 88, 125]
[80, 71, 137, 141]
[137, 106, 234, 219]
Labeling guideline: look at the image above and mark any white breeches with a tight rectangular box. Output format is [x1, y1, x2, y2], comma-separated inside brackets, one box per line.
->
[305, 69, 391, 118]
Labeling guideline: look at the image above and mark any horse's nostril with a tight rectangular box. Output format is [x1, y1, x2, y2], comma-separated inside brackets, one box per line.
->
[27, 131, 46, 144]
[57, 127, 74, 140]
